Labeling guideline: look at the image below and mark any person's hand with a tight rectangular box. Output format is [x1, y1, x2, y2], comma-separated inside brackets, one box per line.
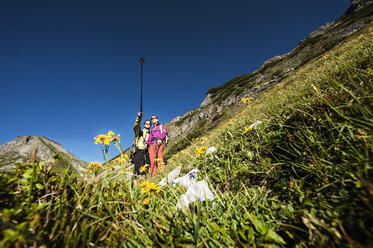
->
[157, 139, 162, 145]
[138, 112, 142, 117]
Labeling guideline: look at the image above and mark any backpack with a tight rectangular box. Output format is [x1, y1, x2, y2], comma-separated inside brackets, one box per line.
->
[159, 124, 169, 147]
[129, 138, 137, 164]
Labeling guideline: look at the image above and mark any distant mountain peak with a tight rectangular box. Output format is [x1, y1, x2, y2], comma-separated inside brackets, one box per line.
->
[0, 135, 87, 175]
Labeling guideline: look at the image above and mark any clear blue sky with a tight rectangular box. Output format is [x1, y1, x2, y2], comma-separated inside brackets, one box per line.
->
[0, 0, 350, 163]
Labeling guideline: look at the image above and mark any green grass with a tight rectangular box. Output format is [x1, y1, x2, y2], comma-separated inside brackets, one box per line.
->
[0, 25, 372, 248]
[206, 74, 259, 105]
[164, 119, 209, 160]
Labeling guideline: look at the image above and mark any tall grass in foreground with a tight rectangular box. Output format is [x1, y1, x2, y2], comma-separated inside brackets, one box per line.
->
[0, 26, 372, 247]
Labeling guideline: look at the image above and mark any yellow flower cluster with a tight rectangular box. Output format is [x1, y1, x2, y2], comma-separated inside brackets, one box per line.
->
[244, 127, 253, 134]
[139, 163, 149, 173]
[94, 134, 110, 145]
[86, 162, 103, 172]
[94, 131, 120, 145]
[113, 154, 129, 165]
[141, 181, 161, 194]
[139, 181, 161, 205]
[195, 146, 208, 157]
[241, 97, 251, 104]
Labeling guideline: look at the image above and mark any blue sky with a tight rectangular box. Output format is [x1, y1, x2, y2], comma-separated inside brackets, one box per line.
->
[0, 0, 350, 163]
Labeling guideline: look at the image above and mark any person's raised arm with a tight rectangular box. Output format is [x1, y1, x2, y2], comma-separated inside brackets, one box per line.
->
[133, 112, 142, 137]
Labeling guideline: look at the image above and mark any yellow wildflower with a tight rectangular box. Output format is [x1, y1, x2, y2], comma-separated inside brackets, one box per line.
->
[86, 162, 103, 172]
[147, 183, 161, 193]
[180, 150, 186, 154]
[103, 137, 110, 145]
[111, 134, 120, 142]
[123, 154, 129, 160]
[107, 131, 114, 137]
[139, 163, 149, 173]
[113, 154, 128, 165]
[154, 158, 162, 162]
[143, 196, 150, 205]
[141, 182, 160, 194]
[229, 121, 234, 125]
[94, 134, 106, 144]
[94, 134, 111, 145]
[241, 97, 251, 104]
[195, 146, 208, 157]
[121, 154, 129, 163]
[113, 157, 120, 165]
[244, 127, 253, 134]
[139, 180, 149, 188]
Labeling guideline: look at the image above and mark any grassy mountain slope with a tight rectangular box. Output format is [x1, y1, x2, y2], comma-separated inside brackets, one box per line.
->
[0, 23, 372, 247]
[163, 2, 373, 160]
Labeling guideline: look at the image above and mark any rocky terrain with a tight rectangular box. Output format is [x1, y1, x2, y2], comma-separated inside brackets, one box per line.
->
[0, 135, 87, 175]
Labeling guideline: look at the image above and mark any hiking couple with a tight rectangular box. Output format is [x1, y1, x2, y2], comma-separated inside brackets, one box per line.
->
[133, 112, 166, 180]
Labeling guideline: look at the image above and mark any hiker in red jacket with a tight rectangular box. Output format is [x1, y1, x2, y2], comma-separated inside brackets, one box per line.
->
[145, 115, 166, 177]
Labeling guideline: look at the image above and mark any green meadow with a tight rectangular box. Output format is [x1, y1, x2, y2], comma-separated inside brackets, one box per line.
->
[0, 25, 372, 247]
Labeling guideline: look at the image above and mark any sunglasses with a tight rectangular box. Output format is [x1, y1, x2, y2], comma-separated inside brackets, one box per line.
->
[151, 117, 158, 120]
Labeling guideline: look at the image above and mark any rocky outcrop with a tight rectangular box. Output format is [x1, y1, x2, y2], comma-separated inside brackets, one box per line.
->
[351, 0, 373, 11]
[0, 135, 88, 174]
[309, 1, 373, 39]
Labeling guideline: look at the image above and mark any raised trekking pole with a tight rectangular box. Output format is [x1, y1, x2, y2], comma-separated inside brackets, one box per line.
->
[139, 56, 145, 113]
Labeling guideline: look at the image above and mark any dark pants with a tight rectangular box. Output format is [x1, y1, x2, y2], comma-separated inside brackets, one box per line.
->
[133, 149, 149, 176]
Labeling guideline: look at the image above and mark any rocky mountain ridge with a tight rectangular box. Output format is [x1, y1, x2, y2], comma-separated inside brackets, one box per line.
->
[164, 0, 373, 153]
[0, 135, 88, 175]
